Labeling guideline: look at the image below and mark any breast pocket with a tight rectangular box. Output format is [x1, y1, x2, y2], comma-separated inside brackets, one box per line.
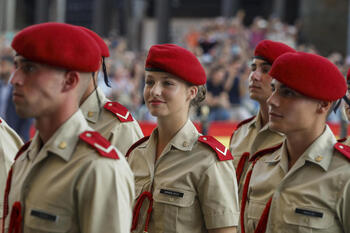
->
[152, 187, 197, 233]
[24, 203, 72, 233]
[246, 200, 266, 232]
[282, 206, 335, 233]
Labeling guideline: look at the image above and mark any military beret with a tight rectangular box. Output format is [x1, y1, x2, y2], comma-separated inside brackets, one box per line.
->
[78, 26, 110, 58]
[145, 44, 206, 85]
[254, 40, 296, 64]
[269, 52, 347, 101]
[12, 22, 101, 72]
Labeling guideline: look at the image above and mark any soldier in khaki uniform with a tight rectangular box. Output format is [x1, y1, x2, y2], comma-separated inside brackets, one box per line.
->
[0, 118, 23, 229]
[3, 23, 134, 233]
[229, 40, 295, 198]
[78, 27, 143, 154]
[127, 44, 239, 233]
[240, 52, 350, 233]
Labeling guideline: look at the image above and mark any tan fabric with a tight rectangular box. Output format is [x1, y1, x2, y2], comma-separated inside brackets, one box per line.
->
[243, 125, 350, 233]
[80, 87, 143, 155]
[0, 118, 23, 218]
[4, 110, 134, 233]
[128, 120, 240, 233]
[343, 137, 350, 146]
[229, 111, 284, 199]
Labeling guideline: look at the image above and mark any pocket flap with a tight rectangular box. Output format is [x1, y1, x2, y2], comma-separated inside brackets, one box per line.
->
[283, 206, 334, 229]
[153, 187, 195, 207]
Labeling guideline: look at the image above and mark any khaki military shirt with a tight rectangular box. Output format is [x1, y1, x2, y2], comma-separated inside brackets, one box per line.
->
[5, 110, 135, 233]
[80, 87, 143, 155]
[128, 120, 240, 233]
[243, 125, 350, 233]
[0, 118, 23, 218]
[229, 111, 284, 199]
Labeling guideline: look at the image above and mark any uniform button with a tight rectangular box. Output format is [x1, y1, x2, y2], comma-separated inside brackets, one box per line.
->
[203, 137, 207, 141]
[88, 111, 94, 117]
[315, 156, 323, 162]
[183, 141, 188, 147]
[86, 133, 92, 137]
[108, 103, 113, 107]
[339, 145, 344, 149]
[58, 141, 67, 149]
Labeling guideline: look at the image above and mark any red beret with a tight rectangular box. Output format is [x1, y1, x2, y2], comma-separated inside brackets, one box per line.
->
[145, 44, 206, 85]
[254, 40, 296, 64]
[12, 22, 101, 72]
[269, 52, 346, 101]
[78, 26, 110, 58]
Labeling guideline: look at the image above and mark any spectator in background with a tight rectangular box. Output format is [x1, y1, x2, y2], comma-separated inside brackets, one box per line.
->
[224, 57, 251, 121]
[206, 65, 231, 121]
[0, 55, 33, 141]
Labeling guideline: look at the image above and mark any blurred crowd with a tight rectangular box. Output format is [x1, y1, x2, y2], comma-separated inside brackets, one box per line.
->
[1, 12, 350, 140]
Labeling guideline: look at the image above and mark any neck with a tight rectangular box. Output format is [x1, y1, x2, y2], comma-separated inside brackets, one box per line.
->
[155, 112, 188, 159]
[36, 102, 78, 144]
[80, 82, 96, 105]
[259, 101, 269, 127]
[285, 124, 326, 169]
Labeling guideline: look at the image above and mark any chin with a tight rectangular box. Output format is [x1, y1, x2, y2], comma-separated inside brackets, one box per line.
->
[268, 121, 285, 134]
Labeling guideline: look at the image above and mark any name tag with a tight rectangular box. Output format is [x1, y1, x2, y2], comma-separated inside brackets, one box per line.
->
[295, 208, 323, 218]
[160, 189, 184, 198]
[31, 210, 58, 222]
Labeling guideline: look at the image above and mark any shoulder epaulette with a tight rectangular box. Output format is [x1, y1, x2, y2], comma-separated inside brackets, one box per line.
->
[126, 136, 150, 158]
[249, 142, 283, 162]
[337, 137, 347, 143]
[334, 142, 350, 161]
[198, 135, 233, 161]
[0, 118, 2, 124]
[236, 115, 255, 130]
[104, 101, 134, 122]
[79, 131, 119, 159]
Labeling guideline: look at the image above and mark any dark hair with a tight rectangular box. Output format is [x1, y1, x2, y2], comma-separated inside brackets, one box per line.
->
[190, 85, 206, 107]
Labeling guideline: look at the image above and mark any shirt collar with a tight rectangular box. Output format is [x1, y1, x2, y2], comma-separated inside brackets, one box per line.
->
[265, 125, 336, 172]
[80, 87, 106, 123]
[140, 119, 199, 152]
[27, 110, 90, 162]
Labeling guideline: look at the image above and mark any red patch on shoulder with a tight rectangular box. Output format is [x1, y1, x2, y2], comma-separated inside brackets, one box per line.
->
[198, 135, 233, 161]
[80, 131, 119, 159]
[334, 142, 350, 161]
[104, 101, 134, 122]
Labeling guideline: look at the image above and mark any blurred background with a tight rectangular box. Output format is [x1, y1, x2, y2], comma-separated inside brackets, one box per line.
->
[1, 0, 349, 144]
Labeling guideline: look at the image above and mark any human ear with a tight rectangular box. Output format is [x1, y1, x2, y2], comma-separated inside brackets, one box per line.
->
[62, 71, 79, 92]
[187, 85, 198, 101]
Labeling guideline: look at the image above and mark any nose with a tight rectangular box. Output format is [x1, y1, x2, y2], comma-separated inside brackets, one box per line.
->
[150, 82, 162, 97]
[250, 70, 262, 82]
[266, 90, 278, 108]
[10, 70, 23, 86]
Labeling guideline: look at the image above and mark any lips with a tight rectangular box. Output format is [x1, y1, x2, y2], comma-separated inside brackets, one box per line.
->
[149, 99, 165, 105]
[269, 111, 283, 118]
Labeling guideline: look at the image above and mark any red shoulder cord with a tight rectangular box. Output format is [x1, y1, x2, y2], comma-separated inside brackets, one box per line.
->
[7, 202, 22, 233]
[240, 160, 273, 233]
[236, 152, 250, 184]
[131, 191, 153, 233]
[2, 142, 30, 233]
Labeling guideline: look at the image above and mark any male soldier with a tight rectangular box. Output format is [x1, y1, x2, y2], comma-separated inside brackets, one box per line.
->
[78, 27, 143, 154]
[229, 40, 295, 197]
[2, 22, 134, 233]
[240, 52, 350, 233]
[0, 118, 23, 229]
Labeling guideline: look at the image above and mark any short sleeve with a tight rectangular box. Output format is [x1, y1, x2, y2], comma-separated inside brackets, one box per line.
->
[197, 159, 240, 229]
[338, 178, 350, 233]
[76, 157, 135, 233]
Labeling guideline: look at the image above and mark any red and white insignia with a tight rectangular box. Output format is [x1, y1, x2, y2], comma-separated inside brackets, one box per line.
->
[334, 142, 350, 161]
[104, 101, 134, 122]
[198, 135, 233, 161]
[80, 131, 119, 159]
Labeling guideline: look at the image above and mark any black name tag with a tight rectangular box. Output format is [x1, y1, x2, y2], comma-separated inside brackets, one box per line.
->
[295, 208, 323, 218]
[160, 189, 184, 198]
[31, 210, 57, 222]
